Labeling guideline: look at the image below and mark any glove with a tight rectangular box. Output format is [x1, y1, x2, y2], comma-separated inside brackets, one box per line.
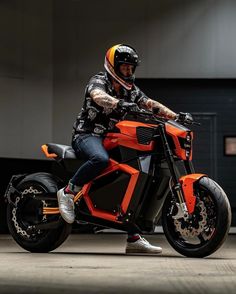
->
[116, 99, 137, 111]
[176, 112, 193, 124]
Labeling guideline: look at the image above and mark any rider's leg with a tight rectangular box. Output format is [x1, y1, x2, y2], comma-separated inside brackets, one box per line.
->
[57, 134, 109, 224]
[70, 134, 109, 187]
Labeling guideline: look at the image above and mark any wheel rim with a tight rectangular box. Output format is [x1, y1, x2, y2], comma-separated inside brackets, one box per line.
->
[165, 185, 217, 249]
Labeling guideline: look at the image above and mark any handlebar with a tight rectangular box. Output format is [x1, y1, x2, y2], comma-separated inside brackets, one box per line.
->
[116, 102, 200, 126]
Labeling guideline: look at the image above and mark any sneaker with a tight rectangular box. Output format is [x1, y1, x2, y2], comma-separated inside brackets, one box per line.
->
[126, 237, 162, 254]
[57, 188, 75, 224]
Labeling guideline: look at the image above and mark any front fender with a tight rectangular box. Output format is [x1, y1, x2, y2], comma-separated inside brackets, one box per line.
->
[179, 174, 206, 214]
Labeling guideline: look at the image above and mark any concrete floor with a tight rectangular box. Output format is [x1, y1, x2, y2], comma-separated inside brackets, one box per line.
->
[0, 233, 236, 294]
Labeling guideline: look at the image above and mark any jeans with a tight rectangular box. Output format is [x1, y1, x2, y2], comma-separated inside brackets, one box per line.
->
[71, 134, 109, 187]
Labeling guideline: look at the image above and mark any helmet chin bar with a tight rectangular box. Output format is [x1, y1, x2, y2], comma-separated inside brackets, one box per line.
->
[104, 59, 134, 90]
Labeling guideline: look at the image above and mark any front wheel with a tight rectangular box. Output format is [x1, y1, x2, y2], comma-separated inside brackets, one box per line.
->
[162, 177, 232, 257]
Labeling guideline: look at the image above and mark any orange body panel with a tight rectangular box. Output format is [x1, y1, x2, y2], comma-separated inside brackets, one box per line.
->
[41, 145, 57, 158]
[103, 136, 119, 150]
[104, 120, 155, 151]
[179, 173, 206, 214]
[165, 124, 193, 160]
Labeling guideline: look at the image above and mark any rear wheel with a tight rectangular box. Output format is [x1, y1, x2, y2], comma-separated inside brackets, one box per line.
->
[162, 177, 232, 257]
[7, 173, 72, 252]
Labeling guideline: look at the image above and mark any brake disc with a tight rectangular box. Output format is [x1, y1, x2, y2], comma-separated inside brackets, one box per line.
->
[173, 200, 207, 238]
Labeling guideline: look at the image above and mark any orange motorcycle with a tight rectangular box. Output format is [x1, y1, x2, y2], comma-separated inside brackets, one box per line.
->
[5, 106, 231, 257]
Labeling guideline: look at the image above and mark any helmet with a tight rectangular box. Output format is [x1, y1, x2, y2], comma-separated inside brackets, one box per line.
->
[104, 44, 140, 90]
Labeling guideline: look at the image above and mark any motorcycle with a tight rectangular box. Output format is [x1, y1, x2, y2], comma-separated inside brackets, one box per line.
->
[5, 105, 232, 257]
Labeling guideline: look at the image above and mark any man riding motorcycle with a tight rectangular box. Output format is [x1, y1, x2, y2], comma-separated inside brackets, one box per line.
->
[57, 44, 193, 254]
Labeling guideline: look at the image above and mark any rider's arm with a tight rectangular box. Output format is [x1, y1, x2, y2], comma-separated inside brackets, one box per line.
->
[136, 87, 177, 120]
[143, 98, 177, 120]
[90, 88, 119, 110]
[135, 86, 177, 120]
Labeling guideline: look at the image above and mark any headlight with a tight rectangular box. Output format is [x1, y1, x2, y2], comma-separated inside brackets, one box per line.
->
[184, 133, 192, 158]
[179, 133, 192, 159]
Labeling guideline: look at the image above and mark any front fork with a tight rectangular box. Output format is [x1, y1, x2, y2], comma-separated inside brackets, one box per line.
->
[159, 124, 205, 217]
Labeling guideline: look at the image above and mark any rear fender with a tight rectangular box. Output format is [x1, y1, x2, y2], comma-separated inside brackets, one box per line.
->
[4, 174, 27, 206]
[179, 174, 206, 214]
[5, 173, 61, 206]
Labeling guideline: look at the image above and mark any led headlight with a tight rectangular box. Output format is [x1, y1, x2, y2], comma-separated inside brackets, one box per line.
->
[184, 133, 192, 158]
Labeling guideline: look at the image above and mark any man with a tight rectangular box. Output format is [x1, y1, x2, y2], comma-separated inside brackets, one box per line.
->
[57, 44, 192, 254]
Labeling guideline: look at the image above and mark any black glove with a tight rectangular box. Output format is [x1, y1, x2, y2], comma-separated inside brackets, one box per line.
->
[116, 99, 138, 111]
[176, 112, 193, 124]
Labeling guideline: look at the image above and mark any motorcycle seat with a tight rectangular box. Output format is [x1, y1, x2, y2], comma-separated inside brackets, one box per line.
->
[46, 143, 77, 159]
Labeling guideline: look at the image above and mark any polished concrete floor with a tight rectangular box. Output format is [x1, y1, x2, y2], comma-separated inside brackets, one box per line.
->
[0, 233, 236, 294]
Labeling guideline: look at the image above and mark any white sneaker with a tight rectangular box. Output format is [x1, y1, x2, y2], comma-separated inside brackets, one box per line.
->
[126, 237, 162, 254]
[57, 188, 75, 224]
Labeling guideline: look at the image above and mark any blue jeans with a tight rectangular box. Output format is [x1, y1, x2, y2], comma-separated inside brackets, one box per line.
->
[71, 134, 109, 186]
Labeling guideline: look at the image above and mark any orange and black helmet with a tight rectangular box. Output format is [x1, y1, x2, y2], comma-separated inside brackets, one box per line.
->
[104, 44, 140, 90]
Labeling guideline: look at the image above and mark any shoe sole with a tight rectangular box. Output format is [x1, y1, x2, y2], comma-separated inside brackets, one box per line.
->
[126, 249, 162, 254]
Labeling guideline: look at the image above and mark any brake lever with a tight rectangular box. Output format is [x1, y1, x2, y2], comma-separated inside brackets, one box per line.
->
[192, 121, 201, 126]
[181, 120, 201, 126]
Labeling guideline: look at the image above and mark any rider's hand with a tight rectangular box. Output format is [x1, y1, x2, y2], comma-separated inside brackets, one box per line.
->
[176, 112, 193, 124]
[116, 99, 137, 111]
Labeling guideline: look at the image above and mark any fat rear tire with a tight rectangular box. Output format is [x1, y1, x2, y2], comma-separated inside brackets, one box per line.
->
[7, 172, 72, 253]
[162, 177, 232, 257]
